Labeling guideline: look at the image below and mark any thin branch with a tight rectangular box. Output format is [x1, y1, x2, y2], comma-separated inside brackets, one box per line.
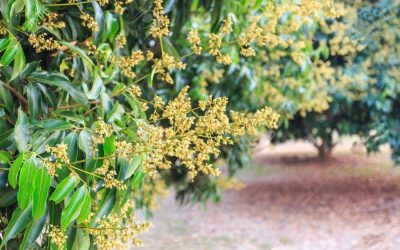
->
[4, 83, 28, 106]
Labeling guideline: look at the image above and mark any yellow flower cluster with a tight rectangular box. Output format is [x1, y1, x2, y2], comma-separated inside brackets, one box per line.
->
[48, 226, 67, 249]
[88, 204, 151, 250]
[112, 50, 145, 78]
[28, 33, 61, 53]
[94, 159, 126, 190]
[45, 143, 70, 176]
[220, 17, 233, 35]
[153, 53, 186, 84]
[208, 33, 232, 65]
[80, 12, 99, 32]
[98, 0, 109, 5]
[116, 33, 127, 48]
[115, 1, 124, 14]
[0, 24, 7, 36]
[39, 13, 65, 29]
[150, 0, 170, 38]
[187, 29, 202, 55]
[92, 118, 113, 145]
[121, 86, 279, 179]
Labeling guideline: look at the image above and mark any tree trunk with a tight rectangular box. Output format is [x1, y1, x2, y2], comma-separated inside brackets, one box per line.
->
[316, 141, 333, 160]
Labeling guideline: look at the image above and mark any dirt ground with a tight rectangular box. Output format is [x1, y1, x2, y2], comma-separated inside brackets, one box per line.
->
[139, 138, 400, 250]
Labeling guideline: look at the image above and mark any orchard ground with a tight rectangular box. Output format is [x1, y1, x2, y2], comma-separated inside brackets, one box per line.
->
[139, 137, 400, 250]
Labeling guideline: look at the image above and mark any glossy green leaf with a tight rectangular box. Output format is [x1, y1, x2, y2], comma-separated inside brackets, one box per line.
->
[103, 135, 115, 156]
[92, 0, 105, 44]
[0, 38, 10, 52]
[147, 66, 157, 87]
[59, 41, 94, 68]
[1, 43, 18, 67]
[120, 155, 142, 181]
[20, 211, 46, 250]
[8, 153, 24, 188]
[72, 228, 90, 250]
[0, 205, 32, 248]
[64, 132, 79, 163]
[104, 11, 119, 41]
[17, 156, 36, 208]
[23, 0, 38, 31]
[6, 0, 24, 21]
[14, 108, 30, 152]
[27, 83, 41, 119]
[32, 167, 51, 220]
[0, 188, 18, 207]
[78, 129, 91, 158]
[0, 81, 14, 113]
[42, 119, 74, 131]
[0, 150, 11, 163]
[76, 189, 91, 224]
[27, 71, 88, 104]
[132, 170, 145, 188]
[61, 185, 86, 229]
[162, 37, 180, 58]
[50, 175, 78, 204]
[10, 43, 26, 80]
[91, 191, 115, 227]
[87, 69, 104, 99]
[106, 101, 124, 122]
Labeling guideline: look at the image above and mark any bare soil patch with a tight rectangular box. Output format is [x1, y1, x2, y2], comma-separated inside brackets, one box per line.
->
[140, 139, 400, 250]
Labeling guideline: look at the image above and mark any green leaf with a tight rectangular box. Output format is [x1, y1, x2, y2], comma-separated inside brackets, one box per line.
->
[0, 206, 32, 248]
[132, 170, 145, 188]
[50, 175, 78, 204]
[17, 156, 36, 208]
[104, 11, 119, 41]
[27, 71, 88, 104]
[14, 108, 30, 152]
[0, 188, 18, 207]
[0, 81, 14, 113]
[27, 83, 41, 119]
[17, 61, 40, 79]
[10, 43, 26, 80]
[8, 153, 24, 188]
[0, 38, 10, 52]
[0, 129, 15, 149]
[6, 0, 24, 21]
[0, 150, 11, 163]
[92, 0, 105, 44]
[59, 41, 94, 68]
[32, 167, 51, 220]
[162, 37, 180, 58]
[119, 155, 142, 181]
[87, 69, 104, 100]
[91, 191, 115, 227]
[20, 211, 46, 250]
[1, 43, 18, 67]
[64, 132, 79, 163]
[23, 0, 38, 31]
[78, 129, 91, 158]
[42, 119, 74, 131]
[72, 228, 90, 250]
[147, 66, 157, 87]
[61, 185, 86, 229]
[106, 101, 124, 123]
[103, 135, 115, 156]
[76, 189, 91, 224]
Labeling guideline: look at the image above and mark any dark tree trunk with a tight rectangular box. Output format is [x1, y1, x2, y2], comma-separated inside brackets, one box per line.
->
[316, 142, 333, 160]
